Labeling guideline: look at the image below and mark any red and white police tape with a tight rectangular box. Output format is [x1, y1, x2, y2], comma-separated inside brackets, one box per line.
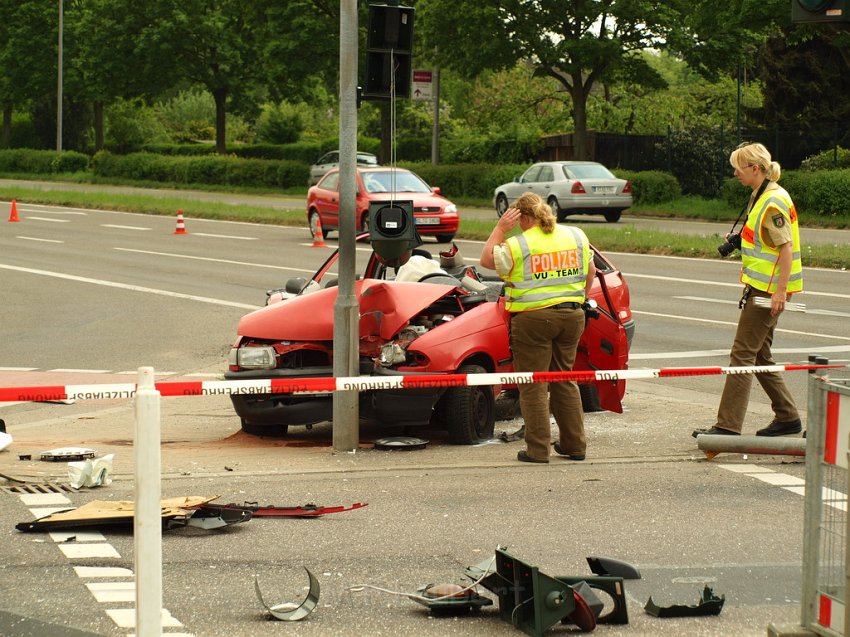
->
[0, 363, 846, 403]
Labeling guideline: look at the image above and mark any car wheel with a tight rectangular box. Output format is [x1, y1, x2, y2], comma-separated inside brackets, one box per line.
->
[442, 364, 496, 444]
[548, 197, 566, 222]
[495, 193, 509, 217]
[435, 233, 455, 243]
[309, 210, 325, 239]
[240, 419, 290, 438]
[579, 384, 603, 413]
[604, 210, 622, 223]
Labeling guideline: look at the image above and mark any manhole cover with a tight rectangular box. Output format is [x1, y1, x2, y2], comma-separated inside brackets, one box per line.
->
[373, 436, 429, 451]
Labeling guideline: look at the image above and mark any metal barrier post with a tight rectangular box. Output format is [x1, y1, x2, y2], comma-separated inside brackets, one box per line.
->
[134, 367, 162, 637]
[803, 356, 830, 627]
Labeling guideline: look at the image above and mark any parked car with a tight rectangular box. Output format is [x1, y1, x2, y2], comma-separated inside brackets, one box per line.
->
[307, 167, 459, 243]
[309, 151, 379, 186]
[494, 161, 632, 223]
[225, 240, 634, 444]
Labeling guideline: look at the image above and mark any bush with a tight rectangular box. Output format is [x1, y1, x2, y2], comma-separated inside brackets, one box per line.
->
[722, 169, 850, 219]
[614, 170, 681, 205]
[254, 101, 305, 144]
[655, 127, 734, 198]
[106, 99, 170, 153]
[91, 151, 309, 188]
[138, 138, 381, 163]
[400, 162, 527, 200]
[0, 149, 89, 174]
[800, 146, 850, 171]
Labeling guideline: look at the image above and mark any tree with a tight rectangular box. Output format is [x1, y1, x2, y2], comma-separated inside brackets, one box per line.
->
[419, 0, 774, 159]
[134, 0, 272, 154]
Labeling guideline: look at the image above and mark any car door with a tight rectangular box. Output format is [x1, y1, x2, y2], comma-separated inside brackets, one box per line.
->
[314, 172, 341, 230]
[534, 165, 555, 200]
[508, 164, 542, 202]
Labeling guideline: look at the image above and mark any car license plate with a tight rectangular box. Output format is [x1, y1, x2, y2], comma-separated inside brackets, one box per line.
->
[593, 186, 616, 194]
[415, 217, 440, 225]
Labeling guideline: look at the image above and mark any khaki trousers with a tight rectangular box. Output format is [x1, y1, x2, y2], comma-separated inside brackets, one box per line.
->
[510, 307, 585, 461]
[716, 288, 799, 432]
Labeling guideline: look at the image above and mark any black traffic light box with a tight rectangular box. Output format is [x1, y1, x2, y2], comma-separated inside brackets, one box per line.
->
[792, 0, 849, 23]
[369, 200, 417, 263]
[363, 4, 414, 100]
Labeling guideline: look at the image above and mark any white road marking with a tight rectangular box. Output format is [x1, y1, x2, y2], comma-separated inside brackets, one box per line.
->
[16, 236, 64, 243]
[86, 581, 136, 603]
[674, 295, 850, 318]
[0, 367, 38, 371]
[25, 216, 70, 223]
[59, 543, 121, 559]
[114, 247, 313, 273]
[19, 493, 71, 506]
[75, 566, 134, 578]
[632, 309, 850, 341]
[100, 224, 151, 231]
[49, 368, 112, 374]
[718, 465, 846, 511]
[630, 344, 850, 361]
[190, 232, 258, 240]
[0, 263, 258, 310]
[628, 272, 850, 300]
[105, 608, 184, 629]
[50, 530, 106, 543]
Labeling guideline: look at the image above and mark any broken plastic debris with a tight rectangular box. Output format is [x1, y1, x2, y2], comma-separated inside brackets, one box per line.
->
[0, 431, 12, 453]
[40, 447, 96, 462]
[254, 568, 320, 621]
[645, 585, 725, 617]
[68, 454, 114, 489]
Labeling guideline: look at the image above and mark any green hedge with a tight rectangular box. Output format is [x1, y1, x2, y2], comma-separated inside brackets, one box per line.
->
[399, 162, 527, 200]
[722, 169, 850, 218]
[0, 149, 89, 174]
[91, 151, 309, 188]
[613, 170, 681, 205]
[139, 137, 381, 163]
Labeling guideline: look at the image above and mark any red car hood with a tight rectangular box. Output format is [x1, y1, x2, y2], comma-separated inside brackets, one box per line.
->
[237, 279, 456, 342]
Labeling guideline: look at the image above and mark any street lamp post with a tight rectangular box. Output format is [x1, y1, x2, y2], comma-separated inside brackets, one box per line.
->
[57, 0, 63, 152]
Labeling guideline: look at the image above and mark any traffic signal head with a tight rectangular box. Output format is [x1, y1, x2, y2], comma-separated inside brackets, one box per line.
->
[368, 200, 418, 266]
[363, 4, 415, 100]
[792, 0, 849, 23]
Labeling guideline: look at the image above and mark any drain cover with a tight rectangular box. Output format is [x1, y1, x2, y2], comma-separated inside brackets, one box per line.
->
[373, 436, 428, 451]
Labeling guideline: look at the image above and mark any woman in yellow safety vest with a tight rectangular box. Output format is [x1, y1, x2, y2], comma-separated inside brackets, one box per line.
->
[693, 142, 804, 439]
[480, 192, 596, 463]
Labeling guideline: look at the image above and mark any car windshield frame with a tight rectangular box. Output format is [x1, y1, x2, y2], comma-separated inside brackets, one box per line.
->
[361, 169, 432, 194]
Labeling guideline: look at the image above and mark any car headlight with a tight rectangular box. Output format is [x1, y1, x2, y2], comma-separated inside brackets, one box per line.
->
[231, 345, 277, 370]
[379, 343, 406, 367]
[444, 204, 457, 214]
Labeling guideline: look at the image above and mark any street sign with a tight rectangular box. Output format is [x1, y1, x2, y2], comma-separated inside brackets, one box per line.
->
[412, 69, 433, 101]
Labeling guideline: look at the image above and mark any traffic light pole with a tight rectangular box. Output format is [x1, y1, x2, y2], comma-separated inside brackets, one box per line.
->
[333, 0, 360, 452]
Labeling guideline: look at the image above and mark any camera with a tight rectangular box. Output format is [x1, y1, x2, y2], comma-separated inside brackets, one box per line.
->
[717, 232, 742, 257]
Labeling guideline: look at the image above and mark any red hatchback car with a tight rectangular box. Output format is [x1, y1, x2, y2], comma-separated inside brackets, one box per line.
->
[306, 167, 459, 243]
[225, 241, 634, 445]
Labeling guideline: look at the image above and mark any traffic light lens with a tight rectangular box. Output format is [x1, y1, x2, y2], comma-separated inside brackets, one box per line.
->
[798, 0, 831, 10]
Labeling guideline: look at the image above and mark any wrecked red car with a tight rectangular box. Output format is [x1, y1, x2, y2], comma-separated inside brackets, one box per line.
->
[225, 241, 634, 444]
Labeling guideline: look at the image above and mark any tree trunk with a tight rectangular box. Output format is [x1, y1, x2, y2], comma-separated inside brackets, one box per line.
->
[94, 101, 104, 152]
[1, 105, 11, 148]
[213, 87, 227, 155]
[570, 81, 589, 161]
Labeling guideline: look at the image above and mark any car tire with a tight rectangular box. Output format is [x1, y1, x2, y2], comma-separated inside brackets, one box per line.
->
[548, 197, 567, 222]
[309, 210, 326, 239]
[604, 210, 622, 223]
[579, 384, 603, 413]
[442, 364, 496, 444]
[495, 194, 509, 217]
[435, 233, 455, 243]
[240, 419, 290, 438]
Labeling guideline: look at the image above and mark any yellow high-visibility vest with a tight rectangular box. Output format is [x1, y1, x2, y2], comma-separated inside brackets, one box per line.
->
[503, 225, 591, 312]
[739, 185, 803, 294]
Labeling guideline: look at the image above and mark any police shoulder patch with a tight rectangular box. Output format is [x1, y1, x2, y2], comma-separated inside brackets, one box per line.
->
[772, 214, 785, 228]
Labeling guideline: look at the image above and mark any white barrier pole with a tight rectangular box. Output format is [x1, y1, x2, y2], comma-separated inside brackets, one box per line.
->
[134, 367, 162, 637]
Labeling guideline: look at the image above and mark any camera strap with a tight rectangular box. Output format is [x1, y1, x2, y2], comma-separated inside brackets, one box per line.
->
[729, 178, 770, 235]
[739, 285, 752, 310]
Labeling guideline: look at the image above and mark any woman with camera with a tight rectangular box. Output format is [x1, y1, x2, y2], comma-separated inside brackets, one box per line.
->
[693, 143, 803, 438]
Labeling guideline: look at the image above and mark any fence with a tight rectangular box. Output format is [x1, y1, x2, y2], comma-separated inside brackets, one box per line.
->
[801, 359, 850, 636]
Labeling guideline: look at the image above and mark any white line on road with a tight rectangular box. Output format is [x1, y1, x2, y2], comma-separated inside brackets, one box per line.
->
[114, 247, 313, 273]
[100, 224, 151, 231]
[630, 344, 850, 360]
[628, 272, 850, 300]
[632, 309, 850, 341]
[0, 263, 258, 310]
[190, 232, 258, 240]
[16, 236, 64, 243]
[25, 216, 70, 223]
[674, 295, 850, 318]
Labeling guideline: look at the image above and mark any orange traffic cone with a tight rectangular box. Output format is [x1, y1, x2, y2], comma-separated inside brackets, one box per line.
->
[8, 199, 20, 222]
[311, 215, 327, 248]
[174, 209, 188, 235]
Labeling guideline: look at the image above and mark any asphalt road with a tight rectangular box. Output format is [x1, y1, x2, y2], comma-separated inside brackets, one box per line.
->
[0, 199, 848, 637]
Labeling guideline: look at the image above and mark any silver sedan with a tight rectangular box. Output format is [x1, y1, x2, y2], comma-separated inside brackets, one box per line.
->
[493, 161, 632, 222]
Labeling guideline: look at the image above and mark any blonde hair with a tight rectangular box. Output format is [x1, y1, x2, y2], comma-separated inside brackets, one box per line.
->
[730, 142, 781, 182]
[515, 192, 556, 233]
